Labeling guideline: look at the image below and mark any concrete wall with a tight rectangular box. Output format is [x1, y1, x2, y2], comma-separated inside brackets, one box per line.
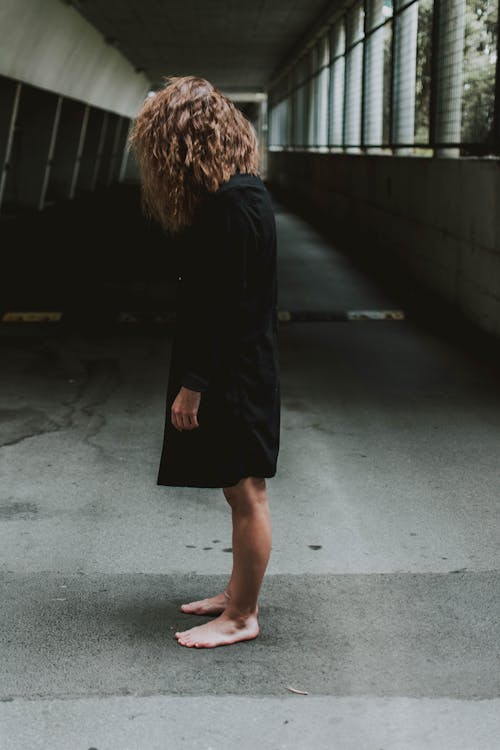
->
[0, 0, 150, 118]
[268, 151, 500, 337]
[0, 76, 134, 214]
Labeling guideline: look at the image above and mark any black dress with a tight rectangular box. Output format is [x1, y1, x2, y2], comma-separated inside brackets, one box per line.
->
[156, 172, 281, 488]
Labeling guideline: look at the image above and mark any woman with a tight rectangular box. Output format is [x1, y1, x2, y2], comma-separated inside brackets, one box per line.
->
[129, 76, 281, 649]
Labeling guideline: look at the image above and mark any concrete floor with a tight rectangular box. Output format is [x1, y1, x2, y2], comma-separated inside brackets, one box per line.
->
[0, 196, 499, 748]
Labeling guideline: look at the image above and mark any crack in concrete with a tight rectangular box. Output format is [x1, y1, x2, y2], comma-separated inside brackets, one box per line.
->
[0, 410, 65, 448]
[0, 357, 122, 457]
[61, 358, 122, 461]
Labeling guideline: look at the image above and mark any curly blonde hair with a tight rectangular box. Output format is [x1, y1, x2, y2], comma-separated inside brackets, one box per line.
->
[128, 75, 260, 235]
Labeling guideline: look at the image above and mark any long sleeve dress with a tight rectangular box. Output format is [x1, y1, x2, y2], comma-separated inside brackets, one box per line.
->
[156, 172, 281, 488]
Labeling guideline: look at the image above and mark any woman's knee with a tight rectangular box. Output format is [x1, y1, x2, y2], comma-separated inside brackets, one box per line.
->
[223, 476, 267, 510]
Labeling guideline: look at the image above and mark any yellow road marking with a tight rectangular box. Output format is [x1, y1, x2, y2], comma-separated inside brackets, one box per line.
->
[2, 311, 62, 322]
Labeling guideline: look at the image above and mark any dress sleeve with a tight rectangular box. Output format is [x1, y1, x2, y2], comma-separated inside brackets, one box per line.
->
[176, 193, 247, 392]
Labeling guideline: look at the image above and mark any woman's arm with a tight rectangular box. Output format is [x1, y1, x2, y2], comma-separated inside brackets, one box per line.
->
[176, 193, 248, 395]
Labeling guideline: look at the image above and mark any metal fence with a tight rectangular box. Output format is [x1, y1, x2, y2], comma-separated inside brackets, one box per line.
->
[268, 0, 499, 156]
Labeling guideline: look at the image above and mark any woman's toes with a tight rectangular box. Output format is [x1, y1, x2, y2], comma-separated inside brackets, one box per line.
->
[178, 633, 194, 646]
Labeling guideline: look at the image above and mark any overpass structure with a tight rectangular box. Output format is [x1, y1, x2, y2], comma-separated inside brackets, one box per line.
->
[0, 3, 499, 749]
[1, 0, 499, 336]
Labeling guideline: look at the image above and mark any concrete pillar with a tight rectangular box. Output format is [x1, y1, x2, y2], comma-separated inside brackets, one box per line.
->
[363, 0, 386, 151]
[76, 109, 108, 193]
[432, 0, 466, 157]
[9, 86, 62, 210]
[0, 77, 22, 214]
[392, 1, 419, 155]
[45, 99, 89, 203]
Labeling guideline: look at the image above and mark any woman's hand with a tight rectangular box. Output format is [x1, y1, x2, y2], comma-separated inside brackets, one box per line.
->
[171, 386, 201, 431]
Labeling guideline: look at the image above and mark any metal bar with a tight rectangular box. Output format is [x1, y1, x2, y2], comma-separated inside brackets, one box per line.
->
[428, 0, 440, 150]
[106, 116, 123, 186]
[388, 1, 396, 150]
[69, 104, 90, 200]
[39, 95, 63, 211]
[90, 111, 109, 191]
[492, 0, 500, 152]
[118, 119, 132, 183]
[360, 0, 368, 150]
[0, 81, 22, 214]
[341, 17, 348, 149]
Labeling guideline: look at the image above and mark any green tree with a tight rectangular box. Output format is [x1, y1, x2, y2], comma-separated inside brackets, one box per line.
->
[461, 0, 498, 145]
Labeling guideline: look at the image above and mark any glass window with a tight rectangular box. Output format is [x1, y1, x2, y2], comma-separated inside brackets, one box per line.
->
[461, 0, 498, 147]
[364, 0, 393, 147]
[344, 2, 365, 147]
[329, 21, 346, 146]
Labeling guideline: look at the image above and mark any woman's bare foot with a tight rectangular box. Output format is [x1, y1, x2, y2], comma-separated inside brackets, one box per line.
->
[180, 592, 259, 616]
[175, 611, 259, 648]
[180, 592, 228, 616]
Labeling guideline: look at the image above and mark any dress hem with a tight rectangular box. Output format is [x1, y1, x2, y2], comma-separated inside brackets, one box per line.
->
[156, 469, 277, 489]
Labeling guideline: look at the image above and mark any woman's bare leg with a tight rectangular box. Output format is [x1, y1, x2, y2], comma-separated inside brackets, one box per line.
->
[175, 476, 271, 648]
[180, 485, 263, 616]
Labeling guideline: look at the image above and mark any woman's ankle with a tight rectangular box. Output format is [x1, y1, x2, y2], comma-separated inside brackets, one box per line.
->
[224, 603, 258, 622]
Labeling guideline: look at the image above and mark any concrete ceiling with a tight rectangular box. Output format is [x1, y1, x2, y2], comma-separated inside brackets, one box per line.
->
[72, 0, 335, 93]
